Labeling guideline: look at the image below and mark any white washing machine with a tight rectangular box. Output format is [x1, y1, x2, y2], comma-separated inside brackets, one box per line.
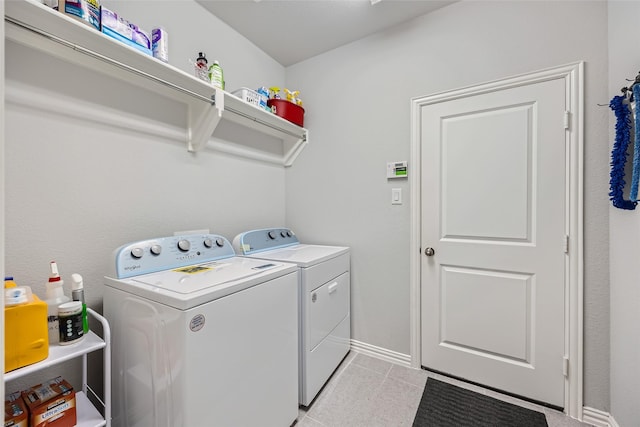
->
[233, 228, 350, 406]
[104, 233, 299, 427]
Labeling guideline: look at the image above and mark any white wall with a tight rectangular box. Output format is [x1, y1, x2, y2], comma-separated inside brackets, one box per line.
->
[3, 0, 617, 415]
[101, 0, 284, 93]
[285, 0, 610, 411]
[4, 0, 286, 393]
[608, 2, 640, 426]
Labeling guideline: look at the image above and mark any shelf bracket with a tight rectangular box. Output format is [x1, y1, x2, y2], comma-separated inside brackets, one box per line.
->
[282, 131, 309, 167]
[188, 88, 224, 152]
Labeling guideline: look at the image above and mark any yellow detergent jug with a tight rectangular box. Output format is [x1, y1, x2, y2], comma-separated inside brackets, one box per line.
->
[4, 277, 49, 373]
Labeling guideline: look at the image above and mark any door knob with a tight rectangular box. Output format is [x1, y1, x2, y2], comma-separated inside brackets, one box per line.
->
[424, 247, 435, 257]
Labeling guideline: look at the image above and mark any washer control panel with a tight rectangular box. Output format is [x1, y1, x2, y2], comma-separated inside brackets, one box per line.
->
[233, 228, 299, 255]
[112, 234, 235, 279]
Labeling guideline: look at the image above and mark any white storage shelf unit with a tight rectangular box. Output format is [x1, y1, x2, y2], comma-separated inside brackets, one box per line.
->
[4, 0, 308, 167]
[4, 309, 111, 427]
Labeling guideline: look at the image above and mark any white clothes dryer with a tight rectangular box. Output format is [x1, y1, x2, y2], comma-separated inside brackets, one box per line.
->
[233, 228, 350, 406]
[104, 233, 299, 427]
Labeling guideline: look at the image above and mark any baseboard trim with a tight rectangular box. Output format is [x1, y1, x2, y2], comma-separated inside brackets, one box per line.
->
[350, 339, 411, 367]
[582, 406, 619, 427]
[610, 415, 621, 427]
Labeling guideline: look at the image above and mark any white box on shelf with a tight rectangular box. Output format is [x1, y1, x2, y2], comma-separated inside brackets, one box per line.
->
[231, 87, 261, 108]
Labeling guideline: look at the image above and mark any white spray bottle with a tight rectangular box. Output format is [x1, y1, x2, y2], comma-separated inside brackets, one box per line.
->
[71, 273, 89, 334]
[44, 261, 70, 345]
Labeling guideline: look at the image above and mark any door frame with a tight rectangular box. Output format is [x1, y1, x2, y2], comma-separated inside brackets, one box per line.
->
[409, 62, 584, 419]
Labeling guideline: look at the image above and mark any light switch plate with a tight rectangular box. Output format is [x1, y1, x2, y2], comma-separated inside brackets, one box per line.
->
[392, 188, 402, 205]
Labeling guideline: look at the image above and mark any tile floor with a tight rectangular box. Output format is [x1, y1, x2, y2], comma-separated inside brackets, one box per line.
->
[294, 352, 594, 427]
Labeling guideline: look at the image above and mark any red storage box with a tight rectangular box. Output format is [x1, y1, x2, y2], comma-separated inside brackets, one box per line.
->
[5, 391, 28, 427]
[21, 377, 76, 427]
[268, 99, 305, 127]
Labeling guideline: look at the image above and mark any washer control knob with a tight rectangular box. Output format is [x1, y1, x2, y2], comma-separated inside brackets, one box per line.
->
[150, 245, 162, 256]
[203, 238, 213, 248]
[286, 230, 292, 237]
[268, 231, 277, 239]
[215, 238, 225, 247]
[131, 247, 144, 259]
[177, 239, 191, 252]
[281, 231, 287, 238]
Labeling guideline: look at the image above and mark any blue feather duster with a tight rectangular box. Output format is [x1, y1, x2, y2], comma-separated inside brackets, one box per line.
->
[630, 85, 640, 201]
[609, 94, 637, 210]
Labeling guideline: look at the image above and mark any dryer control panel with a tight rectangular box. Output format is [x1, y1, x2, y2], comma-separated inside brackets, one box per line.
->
[110, 234, 236, 279]
[233, 228, 299, 255]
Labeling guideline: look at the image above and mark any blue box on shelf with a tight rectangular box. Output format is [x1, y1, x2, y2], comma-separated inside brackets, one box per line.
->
[100, 6, 152, 56]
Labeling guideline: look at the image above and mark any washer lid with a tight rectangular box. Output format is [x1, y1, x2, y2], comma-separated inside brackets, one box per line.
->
[246, 244, 349, 268]
[133, 258, 282, 294]
[105, 257, 297, 309]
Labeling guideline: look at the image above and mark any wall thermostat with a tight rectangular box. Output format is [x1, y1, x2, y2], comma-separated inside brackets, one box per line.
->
[387, 161, 408, 179]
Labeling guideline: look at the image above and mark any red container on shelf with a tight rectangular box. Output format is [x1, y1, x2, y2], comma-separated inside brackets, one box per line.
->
[268, 99, 305, 127]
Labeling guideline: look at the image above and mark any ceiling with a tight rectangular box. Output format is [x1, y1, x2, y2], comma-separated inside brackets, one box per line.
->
[196, 0, 457, 67]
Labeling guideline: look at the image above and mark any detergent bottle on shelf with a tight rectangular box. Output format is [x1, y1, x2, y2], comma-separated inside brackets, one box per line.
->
[4, 277, 49, 372]
[43, 261, 70, 345]
[209, 60, 224, 90]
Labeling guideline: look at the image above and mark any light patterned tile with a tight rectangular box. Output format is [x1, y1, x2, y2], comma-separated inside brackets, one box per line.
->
[388, 364, 431, 389]
[362, 377, 425, 427]
[306, 363, 386, 426]
[350, 353, 393, 375]
[544, 408, 595, 427]
[303, 353, 357, 409]
[294, 415, 326, 427]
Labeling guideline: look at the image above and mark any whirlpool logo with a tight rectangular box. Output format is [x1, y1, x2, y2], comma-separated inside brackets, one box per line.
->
[124, 265, 141, 272]
[178, 253, 198, 261]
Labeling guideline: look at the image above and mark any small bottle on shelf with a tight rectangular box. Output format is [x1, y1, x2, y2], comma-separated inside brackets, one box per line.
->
[71, 273, 89, 334]
[43, 261, 70, 345]
[209, 60, 224, 90]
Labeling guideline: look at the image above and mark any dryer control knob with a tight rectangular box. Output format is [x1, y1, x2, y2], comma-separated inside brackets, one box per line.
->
[215, 238, 225, 247]
[131, 247, 144, 259]
[268, 231, 277, 239]
[150, 245, 162, 256]
[203, 238, 213, 248]
[286, 231, 292, 237]
[177, 239, 191, 252]
[281, 231, 287, 238]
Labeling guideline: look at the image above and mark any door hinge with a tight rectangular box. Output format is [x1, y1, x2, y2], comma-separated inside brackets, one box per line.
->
[564, 111, 571, 130]
[563, 357, 569, 377]
[563, 235, 569, 254]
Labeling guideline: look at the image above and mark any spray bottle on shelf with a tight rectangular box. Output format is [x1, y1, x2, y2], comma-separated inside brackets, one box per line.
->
[71, 273, 89, 334]
[43, 261, 70, 345]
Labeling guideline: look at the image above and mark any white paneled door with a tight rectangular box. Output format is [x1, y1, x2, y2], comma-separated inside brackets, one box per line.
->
[420, 76, 567, 407]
